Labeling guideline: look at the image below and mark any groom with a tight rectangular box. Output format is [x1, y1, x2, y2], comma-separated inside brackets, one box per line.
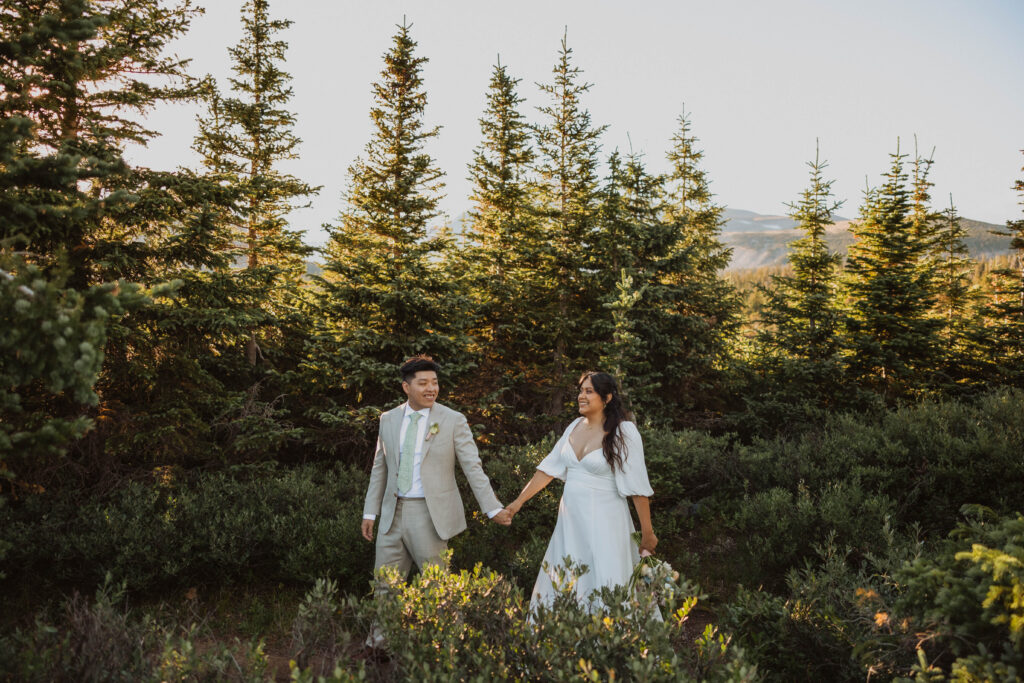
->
[361, 355, 511, 575]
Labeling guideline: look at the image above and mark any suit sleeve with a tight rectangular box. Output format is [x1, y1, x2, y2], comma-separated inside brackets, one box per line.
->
[363, 419, 388, 518]
[452, 414, 503, 514]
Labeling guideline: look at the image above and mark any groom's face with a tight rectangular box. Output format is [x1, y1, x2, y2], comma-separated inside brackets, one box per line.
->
[403, 370, 439, 410]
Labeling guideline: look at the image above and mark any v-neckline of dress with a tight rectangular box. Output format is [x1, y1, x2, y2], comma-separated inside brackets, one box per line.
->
[568, 418, 603, 462]
[573, 447, 602, 463]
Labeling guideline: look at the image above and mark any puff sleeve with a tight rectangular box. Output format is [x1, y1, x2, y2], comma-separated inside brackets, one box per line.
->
[536, 419, 578, 481]
[613, 421, 654, 497]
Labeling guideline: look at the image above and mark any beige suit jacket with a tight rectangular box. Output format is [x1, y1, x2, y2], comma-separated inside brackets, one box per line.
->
[362, 402, 502, 541]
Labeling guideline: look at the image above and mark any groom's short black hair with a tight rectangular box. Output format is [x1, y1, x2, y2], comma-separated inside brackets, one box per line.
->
[401, 355, 440, 383]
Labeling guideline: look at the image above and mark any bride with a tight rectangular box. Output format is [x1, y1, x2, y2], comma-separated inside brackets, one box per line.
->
[503, 371, 657, 609]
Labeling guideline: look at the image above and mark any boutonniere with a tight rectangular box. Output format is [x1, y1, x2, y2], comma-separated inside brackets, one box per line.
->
[424, 422, 440, 442]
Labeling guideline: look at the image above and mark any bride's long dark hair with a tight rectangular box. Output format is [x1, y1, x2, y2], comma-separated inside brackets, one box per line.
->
[579, 371, 630, 472]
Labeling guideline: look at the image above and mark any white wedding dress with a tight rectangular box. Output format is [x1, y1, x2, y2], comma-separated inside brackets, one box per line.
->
[529, 418, 654, 611]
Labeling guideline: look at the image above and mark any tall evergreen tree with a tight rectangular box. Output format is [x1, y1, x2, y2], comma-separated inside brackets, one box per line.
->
[909, 143, 940, 249]
[462, 58, 542, 425]
[933, 197, 972, 327]
[593, 151, 662, 413]
[531, 33, 607, 415]
[141, 0, 320, 462]
[195, 0, 316, 275]
[193, 0, 318, 369]
[0, 0, 241, 476]
[981, 150, 1024, 383]
[757, 144, 844, 398]
[0, 0, 202, 287]
[0, 67, 151, 482]
[661, 109, 741, 411]
[931, 195, 981, 386]
[843, 144, 941, 397]
[310, 21, 468, 422]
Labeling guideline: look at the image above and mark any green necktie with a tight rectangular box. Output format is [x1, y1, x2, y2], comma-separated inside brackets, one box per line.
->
[397, 411, 421, 495]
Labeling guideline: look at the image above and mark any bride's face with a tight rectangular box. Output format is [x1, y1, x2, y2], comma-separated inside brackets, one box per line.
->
[577, 378, 606, 418]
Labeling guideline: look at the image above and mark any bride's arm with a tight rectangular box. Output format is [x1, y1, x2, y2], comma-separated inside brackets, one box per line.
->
[631, 496, 658, 553]
[505, 470, 555, 516]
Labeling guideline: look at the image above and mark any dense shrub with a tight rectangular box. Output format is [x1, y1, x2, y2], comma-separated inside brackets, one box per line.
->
[4, 391, 1024, 681]
[0, 574, 270, 682]
[715, 390, 1024, 586]
[289, 559, 757, 682]
[731, 482, 896, 583]
[6, 390, 1023, 602]
[0, 463, 370, 595]
[720, 529, 919, 682]
[894, 507, 1024, 680]
[720, 585, 862, 682]
[723, 508, 1024, 682]
[733, 390, 1024, 534]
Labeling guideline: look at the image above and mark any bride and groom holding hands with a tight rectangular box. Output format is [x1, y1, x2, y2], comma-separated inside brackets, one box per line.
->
[360, 355, 658, 610]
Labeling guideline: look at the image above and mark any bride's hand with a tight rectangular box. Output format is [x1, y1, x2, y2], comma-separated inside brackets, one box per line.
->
[640, 530, 658, 554]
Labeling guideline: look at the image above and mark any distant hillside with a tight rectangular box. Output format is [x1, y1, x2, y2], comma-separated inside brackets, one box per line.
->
[720, 208, 851, 233]
[722, 211, 1011, 271]
[357, 208, 1012, 274]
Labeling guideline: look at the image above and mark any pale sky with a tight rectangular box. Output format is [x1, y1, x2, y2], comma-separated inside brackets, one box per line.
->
[133, 0, 1024, 247]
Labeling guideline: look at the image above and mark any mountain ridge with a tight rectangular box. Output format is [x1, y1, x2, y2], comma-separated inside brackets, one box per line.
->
[720, 209, 1010, 270]
[426, 209, 1012, 273]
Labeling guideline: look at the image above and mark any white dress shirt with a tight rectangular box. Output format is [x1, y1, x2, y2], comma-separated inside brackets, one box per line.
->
[397, 403, 430, 498]
[363, 403, 503, 520]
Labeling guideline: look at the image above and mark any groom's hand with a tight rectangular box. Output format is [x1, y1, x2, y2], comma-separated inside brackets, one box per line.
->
[361, 519, 375, 542]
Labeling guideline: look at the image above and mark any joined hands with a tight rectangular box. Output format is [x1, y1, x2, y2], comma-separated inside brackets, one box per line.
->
[492, 508, 513, 526]
[493, 501, 521, 528]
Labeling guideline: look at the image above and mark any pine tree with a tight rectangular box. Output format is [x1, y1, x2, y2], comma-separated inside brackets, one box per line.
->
[0, 1, 269, 472]
[593, 151, 665, 414]
[462, 58, 542, 424]
[843, 143, 941, 397]
[758, 144, 844, 399]
[661, 109, 741, 411]
[0, 3, 181, 478]
[982, 150, 1024, 383]
[0, 0, 202, 287]
[595, 150, 666, 279]
[192, 0, 318, 368]
[310, 21, 468, 420]
[532, 32, 607, 415]
[0, 257, 154, 482]
[158, 0, 320, 459]
[909, 143, 940, 249]
[931, 195, 981, 386]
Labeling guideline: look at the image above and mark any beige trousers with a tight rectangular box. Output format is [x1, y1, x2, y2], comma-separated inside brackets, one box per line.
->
[374, 498, 448, 575]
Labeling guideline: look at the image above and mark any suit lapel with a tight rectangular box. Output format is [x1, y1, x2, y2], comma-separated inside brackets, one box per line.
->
[387, 406, 403, 469]
[420, 405, 441, 462]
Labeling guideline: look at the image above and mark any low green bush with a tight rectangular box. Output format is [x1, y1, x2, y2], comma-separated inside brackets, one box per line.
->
[0, 574, 270, 682]
[0, 463, 370, 595]
[289, 558, 757, 682]
[723, 508, 1024, 682]
[721, 530, 909, 682]
[6, 390, 1024, 604]
[894, 507, 1024, 680]
[734, 390, 1024, 536]
[731, 482, 896, 583]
